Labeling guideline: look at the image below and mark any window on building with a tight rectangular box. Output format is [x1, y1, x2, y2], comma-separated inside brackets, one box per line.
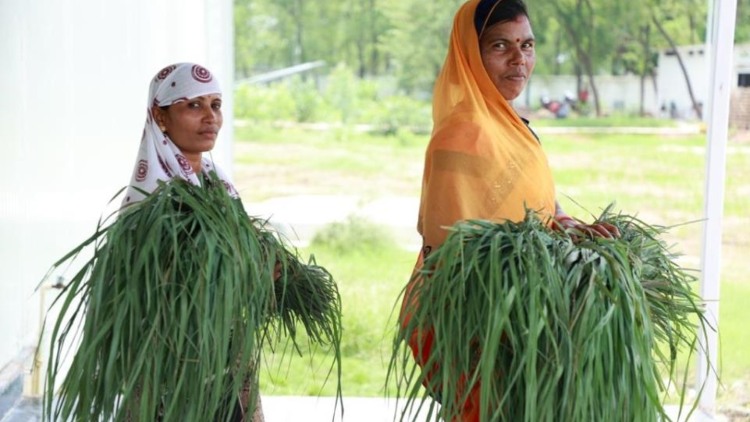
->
[739, 73, 750, 87]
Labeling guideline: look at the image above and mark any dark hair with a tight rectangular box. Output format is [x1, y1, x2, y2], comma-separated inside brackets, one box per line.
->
[474, 0, 529, 38]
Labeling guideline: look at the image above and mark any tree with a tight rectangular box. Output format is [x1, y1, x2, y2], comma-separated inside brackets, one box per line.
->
[545, 0, 629, 116]
[735, 0, 750, 42]
[380, 0, 463, 94]
[234, 0, 392, 81]
[634, 25, 659, 117]
[649, 0, 707, 119]
[233, 0, 746, 114]
[610, 22, 659, 116]
[234, 0, 295, 78]
[342, 0, 391, 77]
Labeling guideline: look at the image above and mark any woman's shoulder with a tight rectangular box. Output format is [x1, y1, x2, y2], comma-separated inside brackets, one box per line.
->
[429, 113, 489, 152]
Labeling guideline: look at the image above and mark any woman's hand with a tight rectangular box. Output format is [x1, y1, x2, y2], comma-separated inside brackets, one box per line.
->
[274, 262, 282, 282]
[553, 214, 621, 239]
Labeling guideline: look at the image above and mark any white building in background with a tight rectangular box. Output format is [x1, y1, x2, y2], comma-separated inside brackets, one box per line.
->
[519, 43, 750, 119]
[654, 42, 750, 121]
[0, 0, 233, 395]
[737, 43, 750, 85]
[655, 44, 710, 119]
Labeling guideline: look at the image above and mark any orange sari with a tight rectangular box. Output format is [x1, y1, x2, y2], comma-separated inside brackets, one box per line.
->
[400, 1, 556, 420]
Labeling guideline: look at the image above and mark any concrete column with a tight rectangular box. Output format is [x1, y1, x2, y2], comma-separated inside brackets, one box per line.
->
[0, 0, 234, 390]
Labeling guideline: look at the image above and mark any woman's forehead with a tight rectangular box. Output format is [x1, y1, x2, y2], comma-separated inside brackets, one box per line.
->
[188, 93, 222, 100]
[169, 93, 221, 105]
[482, 16, 533, 39]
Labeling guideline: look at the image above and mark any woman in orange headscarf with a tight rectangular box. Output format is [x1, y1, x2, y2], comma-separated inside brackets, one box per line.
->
[398, 1, 618, 420]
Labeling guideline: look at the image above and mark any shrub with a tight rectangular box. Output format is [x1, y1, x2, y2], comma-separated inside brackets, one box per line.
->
[325, 63, 359, 124]
[310, 215, 394, 254]
[234, 83, 297, 122]
[361, 95, 431, 135]
[288, 76, 329, 122]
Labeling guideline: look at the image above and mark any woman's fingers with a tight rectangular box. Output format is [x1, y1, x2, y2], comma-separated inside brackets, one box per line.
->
[597, 222, 621, 238]
[589, 224, 614, 239]
[553, 215, 621, 240]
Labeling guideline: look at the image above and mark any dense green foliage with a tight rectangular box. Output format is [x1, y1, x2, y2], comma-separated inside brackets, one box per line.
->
[41, 175, 342, 421]
[259, 219, 413, 398]
[389, 210, 708, 421]
[234, 65, 432, 131]
[311, 215, 395, 253]
[235, 0, 750, 98]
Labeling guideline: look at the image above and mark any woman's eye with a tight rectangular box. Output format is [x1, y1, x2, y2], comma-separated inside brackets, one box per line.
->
[212, 102, 222, 110]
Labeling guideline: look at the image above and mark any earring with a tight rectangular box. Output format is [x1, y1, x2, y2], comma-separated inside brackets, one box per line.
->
[159, 125, 166, 132]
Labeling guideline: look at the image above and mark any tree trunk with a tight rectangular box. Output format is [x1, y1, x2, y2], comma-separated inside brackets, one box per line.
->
[639, 24, 652, 116]
[357, 39, 366, 78]
[556, 1, 601, 116]
[369, 0, 379, 75]
[290, 0, 305, 64]
[577, 49, 601, 116]
[653, 15, 703, 120]
[585, 69, 601, 117]
[651, 71, 659, 115]
[580, 0, 601, 116]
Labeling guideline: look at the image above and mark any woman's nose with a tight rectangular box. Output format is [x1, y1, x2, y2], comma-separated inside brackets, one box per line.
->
[203, 107, 219, 122]
[509, 47, 525, 65]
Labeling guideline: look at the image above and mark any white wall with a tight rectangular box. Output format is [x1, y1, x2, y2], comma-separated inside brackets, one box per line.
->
[518, 43, 750, 118]
[656, 44, 710, 120]
[0, 0, 234, 377]
[734, 43, 750, 81]
[521, 74, 660, 116]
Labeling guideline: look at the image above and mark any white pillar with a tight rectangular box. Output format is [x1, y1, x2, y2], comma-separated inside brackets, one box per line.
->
[697, 0, 737, 414]
[0, 0, 234, 392]
[205, 0, 236, 177]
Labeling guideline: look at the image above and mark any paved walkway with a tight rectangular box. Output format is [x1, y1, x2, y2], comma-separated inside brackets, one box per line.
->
[0, 393, 723, 422]
[261, 397, 720, 422]
[0, 191, 727, 421]
[243, 194, 422, 250]
[0, 390, 436, 421]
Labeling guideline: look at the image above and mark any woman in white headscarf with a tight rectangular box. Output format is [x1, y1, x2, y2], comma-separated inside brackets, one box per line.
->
[123, 62, 238, 207]
[123, 63, 263, 422]
[44, 63, 342, 422]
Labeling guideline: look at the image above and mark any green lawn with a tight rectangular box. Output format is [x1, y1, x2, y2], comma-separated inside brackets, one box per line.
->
[234, 122, 750, 407]
[530, 115, 682, 128]
[258, 244, 413, 398]
[233, 124, 424, 202]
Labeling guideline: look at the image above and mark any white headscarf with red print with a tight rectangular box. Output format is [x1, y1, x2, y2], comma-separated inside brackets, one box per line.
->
[122, 63, 238, 206]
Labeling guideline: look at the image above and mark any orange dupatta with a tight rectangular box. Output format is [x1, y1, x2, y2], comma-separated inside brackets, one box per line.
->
[402, 1, 557, 420]
[417, 0, 556, 253]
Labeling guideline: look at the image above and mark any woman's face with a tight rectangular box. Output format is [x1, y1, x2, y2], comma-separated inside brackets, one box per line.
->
[479, 15, 536, 101]
[154, 94, 223, 156]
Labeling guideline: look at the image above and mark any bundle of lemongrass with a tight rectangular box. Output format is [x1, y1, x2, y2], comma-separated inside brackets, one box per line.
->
[389, 208, 708, 422]
[41, 173, 342, 422]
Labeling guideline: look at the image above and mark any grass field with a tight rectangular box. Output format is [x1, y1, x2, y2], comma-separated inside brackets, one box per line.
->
[232, 121, 750, 412]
